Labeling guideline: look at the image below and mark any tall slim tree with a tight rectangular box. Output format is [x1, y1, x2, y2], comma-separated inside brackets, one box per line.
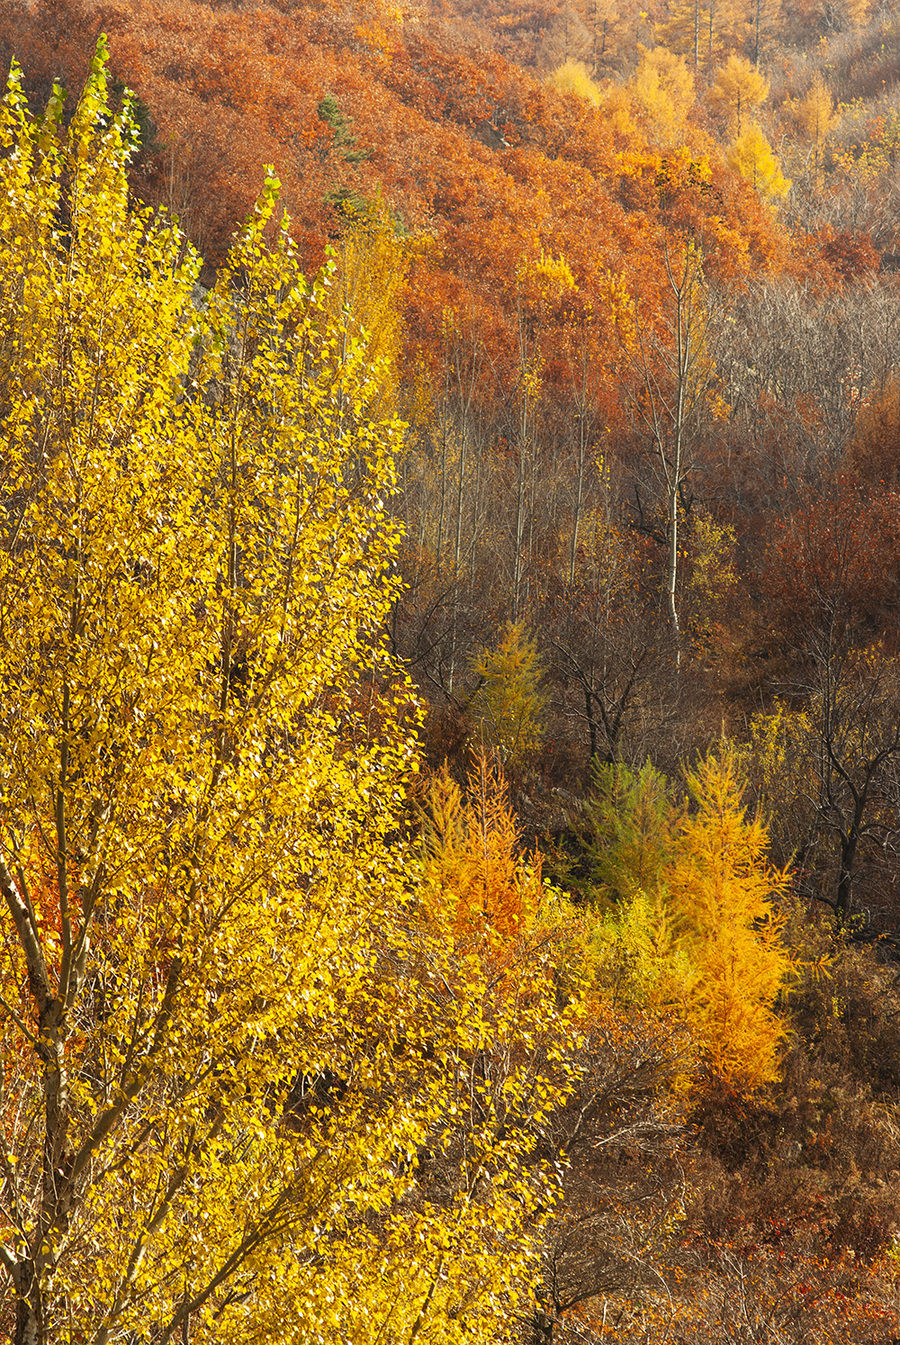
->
[613, 244, 717, 664]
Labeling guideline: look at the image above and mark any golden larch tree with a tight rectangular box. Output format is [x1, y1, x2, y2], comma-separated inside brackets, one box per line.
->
[707, 52, 769, 134]
[628, 46, 696, 144]
[727, 121, 792, 201]
[663, 748, 794, 1093]
[469, 622, 547, 771]
[788, 72, 841, 182]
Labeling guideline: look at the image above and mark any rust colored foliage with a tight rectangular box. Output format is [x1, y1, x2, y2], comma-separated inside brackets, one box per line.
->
[849, 376, 900, 488]
[759, 481, 900, 661]
[0, 0, 792, 424]
[817, 225, 881, 285]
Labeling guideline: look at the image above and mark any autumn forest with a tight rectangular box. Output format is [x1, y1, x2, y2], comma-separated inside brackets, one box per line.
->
[4, 0, 900, 1339]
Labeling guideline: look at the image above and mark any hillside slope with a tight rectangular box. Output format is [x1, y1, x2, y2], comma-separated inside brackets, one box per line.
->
[1, 0, 789, 365]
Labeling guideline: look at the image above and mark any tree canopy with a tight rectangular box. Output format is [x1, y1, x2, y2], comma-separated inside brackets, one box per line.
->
[0, 43, 579, 1345]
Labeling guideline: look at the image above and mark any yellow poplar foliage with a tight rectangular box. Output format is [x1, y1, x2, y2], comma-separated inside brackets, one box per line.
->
[727, 121, 791, 200]
[0, 44, 577, 1345]
[748, 698, 831, 868]
[628, 46, 696, 144]
[571, 502, 632, 594]
[664, 749, 794, 1093]
[469, 621, 547, 769]
[602, 82, 640, 138]
[325, 193, 407, 418]
[707, 53, 769, 134]
[749, 701, 815, 819]
[533, 248, 578, 297]
[690, 514, 738, 611]
[415, 756, 585, 1326]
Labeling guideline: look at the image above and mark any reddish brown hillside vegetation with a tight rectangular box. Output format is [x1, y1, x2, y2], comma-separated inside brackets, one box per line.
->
[0, 0, 790, 392]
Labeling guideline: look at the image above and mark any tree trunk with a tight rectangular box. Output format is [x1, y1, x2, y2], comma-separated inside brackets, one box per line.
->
[665, 470, 681, 660]
[14, 1262, 41, 1345]
[531, 1303, 556, 1345]
[836, 832, 858, 921]
[568, 411, 587, 589]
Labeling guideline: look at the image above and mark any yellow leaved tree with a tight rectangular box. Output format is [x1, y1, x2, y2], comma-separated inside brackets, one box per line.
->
[787, 72, 841, 182]
[707, 53, 769, 134]
[0, 43, 575, 1345]
[324, 193, 408, 419]
[417, 755, 586, 1335]
[628, 46, 696, 144]
[421, 755, 544, 946]
[656, 0, 749, 74]
[548, 58, 604, 106]
[664, 749, 794, 1093]
[727, 121, 792, 202]
[581, 751, 794, 1094]
[469, 621, 547, 771]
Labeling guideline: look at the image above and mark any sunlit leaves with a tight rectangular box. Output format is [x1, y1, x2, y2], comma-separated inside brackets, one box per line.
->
[628, 46, 695, 145]
[0, 43, 576, 1345]
[665, 747, 794, 1093]
[727, 121, 792, 202]
[469, 623, 547, 770]
[577, 750, 794, 1095]
[707, 53, 769, 136]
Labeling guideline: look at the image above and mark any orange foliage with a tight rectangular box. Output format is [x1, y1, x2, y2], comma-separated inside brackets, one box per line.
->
[0, 0, 794, 430]
[850, 376, 900, 486]
[763, 482, 900, 654]
[420, 754, 543, 949]
[664, 748, 793, 1094]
